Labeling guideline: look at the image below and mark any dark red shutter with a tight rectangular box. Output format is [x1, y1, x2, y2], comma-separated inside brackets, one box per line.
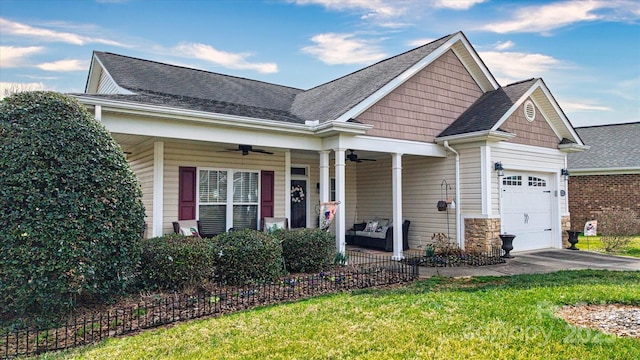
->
[260, 170, 274, 219]
[178, 167, 197, 220]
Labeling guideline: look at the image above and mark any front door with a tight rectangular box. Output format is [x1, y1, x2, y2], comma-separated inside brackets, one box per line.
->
[290, 179, 307, 228]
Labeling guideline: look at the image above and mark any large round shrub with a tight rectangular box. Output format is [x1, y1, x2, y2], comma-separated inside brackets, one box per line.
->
[0, 91, 145, 320]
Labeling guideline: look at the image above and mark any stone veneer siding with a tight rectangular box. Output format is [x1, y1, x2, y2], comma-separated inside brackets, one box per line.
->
[561, 215, 571, 249]
[568, 174, 640, 232]
[464, 218, 501, 253]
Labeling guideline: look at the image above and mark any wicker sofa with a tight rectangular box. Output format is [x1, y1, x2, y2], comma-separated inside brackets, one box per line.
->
[346, 219, 410, 252]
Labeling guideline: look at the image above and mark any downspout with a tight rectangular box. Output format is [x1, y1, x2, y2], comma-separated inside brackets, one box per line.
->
[443, 141, 462, 249]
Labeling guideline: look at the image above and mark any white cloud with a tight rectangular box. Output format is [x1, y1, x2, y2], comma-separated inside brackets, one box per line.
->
[292, 0, 406, 19]
[302, 33, 387, 65]
[480, 0, 640, 34]
[1, 82, 46, 99]
[406, 38, 437, 47]
[433, 0, 485, 10]
[479, 51, 562, 85]
[560, 101, 612, 112]
[36, 59, 87, 72]
[0, 18, 125, 46]
[494, 40, 514, 51]
[174, 43, 278, 74]
[0, 46, 43, 67]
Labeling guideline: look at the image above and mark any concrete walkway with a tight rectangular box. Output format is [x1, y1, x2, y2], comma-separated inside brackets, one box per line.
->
[417, 249, 640, 278]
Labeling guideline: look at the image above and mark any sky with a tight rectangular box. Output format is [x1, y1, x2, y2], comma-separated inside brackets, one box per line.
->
[1, 0, 639, 127]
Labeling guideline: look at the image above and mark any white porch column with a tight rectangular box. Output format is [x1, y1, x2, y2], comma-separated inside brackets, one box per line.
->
[285, 150, 291, 221]
[391, 153, 404, 260]
[319, 150, 330, 204]
[152, 141, 164, 237]
[334, 148, 346, 254]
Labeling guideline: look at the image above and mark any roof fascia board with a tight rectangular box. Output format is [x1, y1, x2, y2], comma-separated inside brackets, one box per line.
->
[490, 79, 584, 146]
[86, 55, 134, 95]
[85, 55, 100, 93]
[435, 130, 515, 144]
[335, 33, 470, 122]
[569, 167, 640, 175]
[491, 79, 541, 132]
[451, 34, 500, 92]
[535, 81, 584, 145]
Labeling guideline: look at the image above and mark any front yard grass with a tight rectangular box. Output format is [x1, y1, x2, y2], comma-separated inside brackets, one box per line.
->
[577, 235, 640, 257]
[39, 270, 639, 360]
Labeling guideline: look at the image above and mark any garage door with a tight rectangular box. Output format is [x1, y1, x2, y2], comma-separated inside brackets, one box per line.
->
[502, 173, 553, 251]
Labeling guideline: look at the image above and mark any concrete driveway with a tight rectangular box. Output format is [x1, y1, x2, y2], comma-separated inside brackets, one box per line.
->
[418, 249, 640, 278]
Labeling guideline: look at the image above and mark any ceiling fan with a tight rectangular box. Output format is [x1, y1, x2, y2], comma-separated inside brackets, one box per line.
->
[346, 149, 376, 163]
[223, 144, 273, 156]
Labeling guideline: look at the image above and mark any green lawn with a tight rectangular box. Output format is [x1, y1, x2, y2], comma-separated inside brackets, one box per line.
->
[40, 270, 639, 360]
[576, 235, 640, 258]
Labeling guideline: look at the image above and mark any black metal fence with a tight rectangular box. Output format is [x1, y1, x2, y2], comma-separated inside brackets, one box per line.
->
[1, 251, 418, 359]
[404, 245, 506, 267]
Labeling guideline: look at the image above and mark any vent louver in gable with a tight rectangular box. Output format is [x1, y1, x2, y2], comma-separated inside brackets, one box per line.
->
[524, 100, 536, 122]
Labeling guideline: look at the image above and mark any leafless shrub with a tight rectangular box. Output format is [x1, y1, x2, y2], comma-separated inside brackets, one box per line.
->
[598, 210, 640, 252]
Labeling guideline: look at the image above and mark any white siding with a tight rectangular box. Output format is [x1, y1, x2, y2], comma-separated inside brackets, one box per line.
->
[127, 142, 154, 238]
[353, 155, 457, 249]
[403, 155, 457, 248]
[457, 146, 483, 214]
[162, 141, 286, 235]
[97, 71, 121, 94]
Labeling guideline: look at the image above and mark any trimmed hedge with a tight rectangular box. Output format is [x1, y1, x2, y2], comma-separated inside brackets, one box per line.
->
[138, 234, 216, 291]
[280, 228, 334, 273]
[214, 229, 283, 286]
[0, 92, 145, 322]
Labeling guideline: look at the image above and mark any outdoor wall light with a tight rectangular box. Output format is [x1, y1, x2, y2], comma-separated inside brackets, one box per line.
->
[494, 162, 504, 177]
[561, 168, 570, 181]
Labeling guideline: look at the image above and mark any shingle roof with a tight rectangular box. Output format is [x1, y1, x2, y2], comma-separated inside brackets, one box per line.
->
[94, 51, 303, 113]
[91, 33, 458, 124]
[78, 90, 306, 124]
[290, 33, 457, 122]
[567, 122, 640, 170]
[438, 78, 537, 137]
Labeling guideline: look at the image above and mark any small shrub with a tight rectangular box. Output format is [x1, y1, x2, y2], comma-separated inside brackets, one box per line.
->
[213, 229, 283, 285]
[598, 210, 640, 252]
[281, 228, 334, 273]
[138, 234, 216, 291]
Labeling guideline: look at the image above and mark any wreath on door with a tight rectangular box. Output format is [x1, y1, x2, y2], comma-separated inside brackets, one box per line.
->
[291, 185, 305, 203]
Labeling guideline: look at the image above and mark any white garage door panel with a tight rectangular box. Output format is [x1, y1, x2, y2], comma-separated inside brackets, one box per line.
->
[502, 173, 553, 251]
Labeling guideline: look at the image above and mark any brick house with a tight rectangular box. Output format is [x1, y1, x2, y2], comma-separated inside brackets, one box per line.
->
[567, 122, 640, 230]
[72, 31, 587, 258]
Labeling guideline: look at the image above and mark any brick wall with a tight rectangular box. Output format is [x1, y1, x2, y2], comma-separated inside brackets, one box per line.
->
[568, 173, 640, 231]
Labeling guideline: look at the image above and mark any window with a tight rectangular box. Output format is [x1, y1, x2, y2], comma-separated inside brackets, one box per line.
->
[528, 176, 547, 187]
[503, 175, 522, 186]
[198, 169, 258, 234]
[291, 167, 306, 176]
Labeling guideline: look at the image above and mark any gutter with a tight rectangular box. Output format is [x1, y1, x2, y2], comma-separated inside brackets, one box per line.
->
[443, 141, 462, 249]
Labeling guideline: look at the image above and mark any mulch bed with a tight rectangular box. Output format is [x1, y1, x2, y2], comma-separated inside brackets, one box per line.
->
[556, 304, 640, 338]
